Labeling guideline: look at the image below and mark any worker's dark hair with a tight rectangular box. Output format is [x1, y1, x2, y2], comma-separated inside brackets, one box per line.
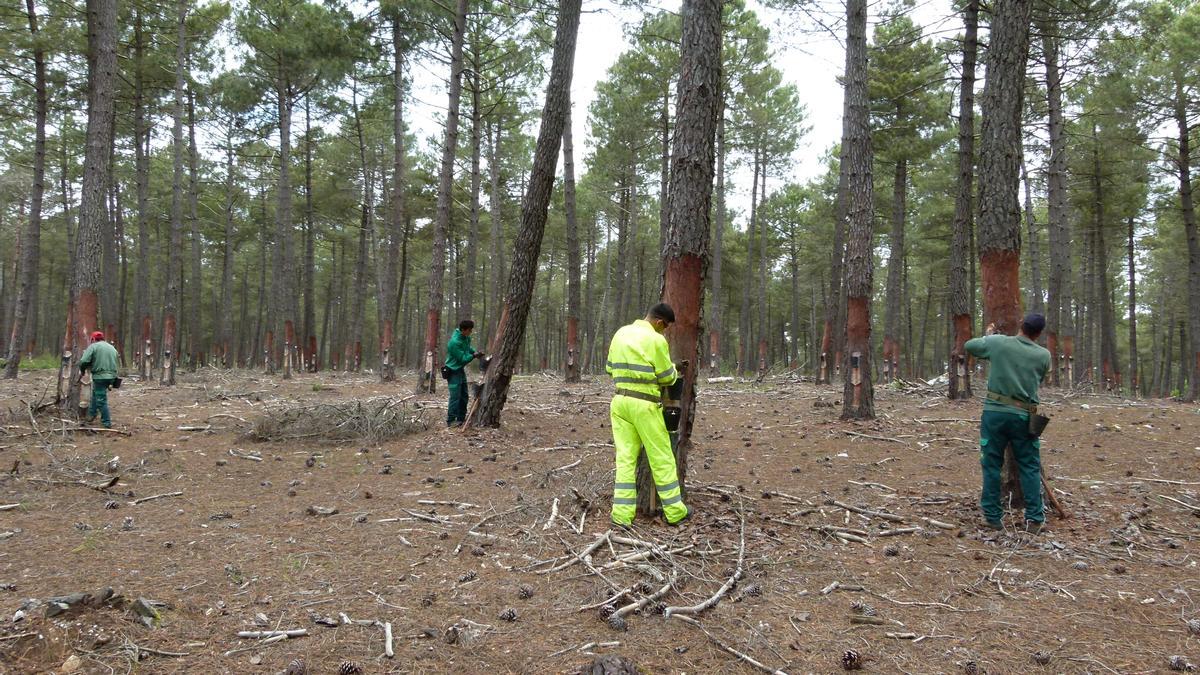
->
[1021, 313, 1045, 338]
[647, 303, 675, 324]
[459, 319, 475, 331]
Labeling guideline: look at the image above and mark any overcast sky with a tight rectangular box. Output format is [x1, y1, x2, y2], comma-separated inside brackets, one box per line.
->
[406, 0, 957, 212]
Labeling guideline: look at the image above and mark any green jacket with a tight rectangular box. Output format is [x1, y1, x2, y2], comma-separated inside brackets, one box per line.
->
[606, 319, 677, 397]
[79, 340, 120, 380]
[445, 329, 477, 370]
[965, 334, 1050, 417]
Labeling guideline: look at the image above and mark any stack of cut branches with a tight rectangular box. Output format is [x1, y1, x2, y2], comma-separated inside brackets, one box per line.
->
[249, 396, 427, 442]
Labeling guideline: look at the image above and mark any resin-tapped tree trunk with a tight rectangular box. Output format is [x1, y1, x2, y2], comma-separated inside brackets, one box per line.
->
[470, 0, 580, 428]
[419, 0, 467, 393]
[66, 0, 117, 413]
[977, 0, 1034, 502]
[840, 0, 875, 420]
[3, 0, 47, 379]
[563, 103, 582, 382]
[948, 0, 978, 400]
[660, 0, 720, 456]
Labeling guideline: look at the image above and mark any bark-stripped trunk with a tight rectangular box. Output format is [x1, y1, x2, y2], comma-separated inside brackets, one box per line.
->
[840, 0, 875, 420]
[948, 0, 978, 400]
[708, 108, 725, 377]
[1043, 25, 1073, 387]
[471, 0, 580, 427]
[67, 0, 116, 412]
[563, 103, 582, 382]
[3, 0, 47, 379]
[977, 0, 1033, 502]
[419, 0, 467, 392]
[883, 155, 906, 383]
[161, 0, 187, 387]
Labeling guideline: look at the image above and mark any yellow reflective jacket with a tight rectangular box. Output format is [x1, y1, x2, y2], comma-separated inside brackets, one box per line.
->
[606, 319, 677, 396]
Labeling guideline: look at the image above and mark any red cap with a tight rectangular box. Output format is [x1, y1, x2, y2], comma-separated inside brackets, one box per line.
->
[91, 331, 105, 341]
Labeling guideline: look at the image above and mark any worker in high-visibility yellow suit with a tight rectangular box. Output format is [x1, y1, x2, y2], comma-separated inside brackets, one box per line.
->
[605, 303, 689, 526]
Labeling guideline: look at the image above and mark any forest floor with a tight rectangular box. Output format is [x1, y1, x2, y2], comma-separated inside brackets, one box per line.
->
[1, 368, 1199, 674]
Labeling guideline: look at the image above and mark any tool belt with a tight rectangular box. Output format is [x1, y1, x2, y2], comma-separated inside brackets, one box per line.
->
[986, 391, 1050, 438]
[614, 388, 662, 404]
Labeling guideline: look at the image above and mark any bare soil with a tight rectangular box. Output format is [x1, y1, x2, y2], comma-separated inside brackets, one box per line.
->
[1, 370, 1199, 674]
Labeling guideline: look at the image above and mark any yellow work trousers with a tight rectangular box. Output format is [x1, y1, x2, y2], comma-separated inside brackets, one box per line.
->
[610, 394, 688, 525]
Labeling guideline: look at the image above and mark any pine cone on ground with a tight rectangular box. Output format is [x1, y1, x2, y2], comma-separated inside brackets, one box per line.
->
[517, 585, 534, 599]
[1071, 561, 1089, 571]
[1033, 651, 1051, 666]
[962, 660, 980, 674]
[850, 601, 877, 617]
[742, 583, 762, 597]
[1168, 655, 1194, 672]
[607, 614, 628, 632]
[498, 607, 517, 622]
[598, 604, 616, 619]
[284, 658, 307, 675]
[457, 570, 477, 583]
[338, 661, 363, 675]
[1186, 619, 1200, 636]
[883, 544, 899, 557]
[841, 649, 863, 670]
[104, 500, 119, 510]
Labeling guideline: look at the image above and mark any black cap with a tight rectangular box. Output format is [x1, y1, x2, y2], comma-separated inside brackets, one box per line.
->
[1022, 313, 1046, 335]
[648, 303, 675, 324]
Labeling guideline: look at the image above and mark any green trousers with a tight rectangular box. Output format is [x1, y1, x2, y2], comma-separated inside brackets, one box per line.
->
[88, 379, 113, 428]
[979, 410, 1043, 524]
[446, 368, 468, 426]
[610, 394, 688, 525]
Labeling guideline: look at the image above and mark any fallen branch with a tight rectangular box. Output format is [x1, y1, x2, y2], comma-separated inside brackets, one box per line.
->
[417, 500, 477, 509]
[671, 615, 789, 675]
[1041, 467, 1069, 519]
[236, 630, 308, 639]
[829, 499, 905, 523]
[543, 498, 559, 531]
[131, 491, 183, 505]
[843, 430, 907, 444]
[615, 569, 677, 618]
[539, 531, 610, 575]
[382, 621, 394, 658]
[229, 448, 263, 462]
[664, 513, 744, 618]
[0, 504, 21, 512]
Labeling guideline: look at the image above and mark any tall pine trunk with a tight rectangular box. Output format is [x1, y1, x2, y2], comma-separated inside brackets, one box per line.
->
[1171, 67, 1200, 401]
[1044, 25, 1073, 386]
[840, 0, 875, 420]
[563, 103, 582, 382]
[948, 0, 978, 400]
[66, 0, 117, 412]
[304, 97, 317, 371]
[709, 108, 725, 376]
[161, 0, 187, 387]
[3, 0, 47, 379]
[463, 39, 481, 322]
[486, 121, 504, 343]
[661, 0, 720, 451]
[977, 0, 1033, 502]
[1022, 161, 1043, 313]
[1127, 217, 1138, 394]
[883, 155, 906, 382]
[420, 0, 468, 392]
[187, 88, 202, 368]
[133, 11, 152, 380]
[218, 133, 235, 367]
[381, 22, 407, 381]
[471, 0, 580, 428]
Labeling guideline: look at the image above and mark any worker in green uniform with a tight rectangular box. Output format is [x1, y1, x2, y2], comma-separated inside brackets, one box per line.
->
[445, 320, 483, 427]
[606, 303, 689, 527]
[964, 313, 1051, 533]
[79, 331, 120, 429]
